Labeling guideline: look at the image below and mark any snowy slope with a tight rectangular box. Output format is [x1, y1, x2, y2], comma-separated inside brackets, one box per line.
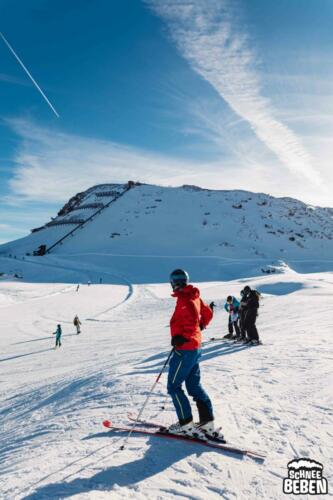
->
[1, 182, 332, 498]
[0, 269, 332, 499]
[1, 183, 332, 283]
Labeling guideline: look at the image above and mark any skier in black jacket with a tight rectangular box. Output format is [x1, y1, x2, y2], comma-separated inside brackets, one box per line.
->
[242, 286, 261, 344]
[238, 289, 248, 341]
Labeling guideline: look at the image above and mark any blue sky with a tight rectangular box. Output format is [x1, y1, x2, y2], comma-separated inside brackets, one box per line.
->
[1, 0, 333, 243]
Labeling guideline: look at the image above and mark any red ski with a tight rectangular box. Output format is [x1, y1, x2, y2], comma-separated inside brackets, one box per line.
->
[102, 420, 265, 461]
[126, 413, 264, 458]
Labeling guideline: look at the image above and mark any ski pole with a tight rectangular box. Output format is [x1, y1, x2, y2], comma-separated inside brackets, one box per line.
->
[120, 347, 174, 450]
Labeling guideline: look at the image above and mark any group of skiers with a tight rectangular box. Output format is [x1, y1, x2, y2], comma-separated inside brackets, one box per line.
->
[166, 269, 261, 441]
[223, 287, 261, 344]
[53, 315, 82, 348]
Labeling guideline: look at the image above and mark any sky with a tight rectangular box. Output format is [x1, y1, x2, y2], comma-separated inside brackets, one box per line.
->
[0, 0, 333, 243]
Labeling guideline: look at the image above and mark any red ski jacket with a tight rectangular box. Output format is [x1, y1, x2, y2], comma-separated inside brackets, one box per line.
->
[170, 285, 213, 350]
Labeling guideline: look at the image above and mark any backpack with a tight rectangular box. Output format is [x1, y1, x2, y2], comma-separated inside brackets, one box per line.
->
[253, 290, 261, 308]
[248, 290, 260, 309]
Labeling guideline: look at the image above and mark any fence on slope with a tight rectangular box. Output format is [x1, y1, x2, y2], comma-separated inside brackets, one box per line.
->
[46, 182, 136, 254]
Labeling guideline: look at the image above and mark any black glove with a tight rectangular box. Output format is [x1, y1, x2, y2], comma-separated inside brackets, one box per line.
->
[209, 301, 216, 310]
[199, 322, 206, 331]
[171, 335, 187, 347]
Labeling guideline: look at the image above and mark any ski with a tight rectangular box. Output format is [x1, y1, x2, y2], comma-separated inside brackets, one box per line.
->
[243, 340, 263, 346]
[203, 337, 256, 347]
[127, 413, 259, 452]
[128, 413, 225, 443]
[202, 337, 231, 345]
[127, 412, 160, 429]
[209, 337, 230, 342]
[103, 419, 265, 460]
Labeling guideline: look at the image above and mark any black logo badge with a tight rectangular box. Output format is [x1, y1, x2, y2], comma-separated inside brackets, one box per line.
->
[283, 459, 328, 495]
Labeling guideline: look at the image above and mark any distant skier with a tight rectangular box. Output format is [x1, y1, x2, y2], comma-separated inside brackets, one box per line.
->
[76, 284, 80, 292]
[87, 280, 91, 286]
[242, 286, 261, 344]
[53, 324, 62, 348]
[167, 269, 222, 440]
[224, 296, 241, 339]
[73, 315, 82, 334]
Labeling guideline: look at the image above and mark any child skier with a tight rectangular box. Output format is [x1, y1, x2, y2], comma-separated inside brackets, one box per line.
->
[224, 295, 241, 339]
[167, 269, 222, 440]
[53, 324, 62, 348]
[73, 315, 82, 334]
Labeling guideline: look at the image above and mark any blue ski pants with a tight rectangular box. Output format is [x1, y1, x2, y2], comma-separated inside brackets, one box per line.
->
[167, 349, 213, 424]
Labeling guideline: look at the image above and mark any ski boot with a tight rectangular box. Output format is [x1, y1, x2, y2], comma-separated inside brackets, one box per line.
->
[195, 420, 226, 443]
[167, 421, 207, 440]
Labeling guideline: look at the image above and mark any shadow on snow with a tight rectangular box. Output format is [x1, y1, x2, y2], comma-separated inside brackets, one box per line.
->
[127, 342, 252, 377]
[23, 430, 242, 499]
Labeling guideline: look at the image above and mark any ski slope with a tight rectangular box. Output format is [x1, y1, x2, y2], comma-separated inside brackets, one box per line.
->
[1, 263, 332, 499]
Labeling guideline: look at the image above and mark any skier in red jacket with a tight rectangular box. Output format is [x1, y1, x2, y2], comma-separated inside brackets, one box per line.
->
[167, 269, 223, 440]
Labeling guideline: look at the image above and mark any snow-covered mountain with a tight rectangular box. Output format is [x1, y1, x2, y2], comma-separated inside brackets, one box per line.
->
[1, 182, 332, 282]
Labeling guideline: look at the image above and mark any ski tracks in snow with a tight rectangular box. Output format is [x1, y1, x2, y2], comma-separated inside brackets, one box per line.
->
[1, 273, 333, 499]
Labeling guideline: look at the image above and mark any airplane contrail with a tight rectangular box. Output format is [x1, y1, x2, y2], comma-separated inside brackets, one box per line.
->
[0, 31, 59, 118]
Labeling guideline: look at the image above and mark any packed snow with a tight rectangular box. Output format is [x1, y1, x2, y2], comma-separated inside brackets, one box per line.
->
[0, 259, 332, 499]
[1, 183, 332, 499]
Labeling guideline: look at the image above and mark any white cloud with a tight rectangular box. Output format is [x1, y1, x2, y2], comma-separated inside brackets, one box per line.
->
[5, 117, 332, 209]
[6, 118, 213, 203]
[146, 0, 323, 186]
